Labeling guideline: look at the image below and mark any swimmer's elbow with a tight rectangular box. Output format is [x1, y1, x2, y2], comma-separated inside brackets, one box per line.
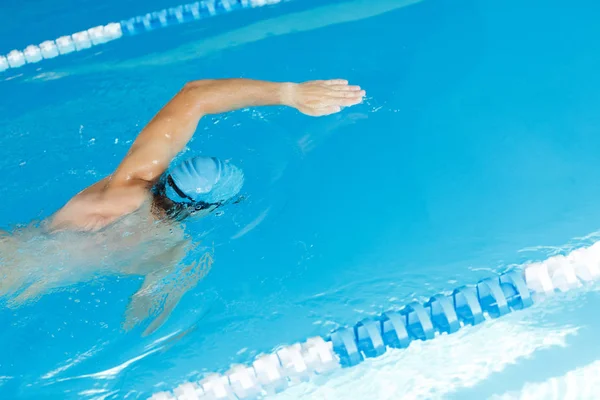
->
[182, 79, 216, 92]
[179, 80, 220, 113]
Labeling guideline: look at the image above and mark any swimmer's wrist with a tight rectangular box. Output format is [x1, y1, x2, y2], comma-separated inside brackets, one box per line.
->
[279, 82, 297, 108]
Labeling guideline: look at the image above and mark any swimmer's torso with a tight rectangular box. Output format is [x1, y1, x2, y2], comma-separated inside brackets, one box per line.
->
[0, 203, 211, 334]
[0, 198, 188, 300]
[48, 200, 186, 272]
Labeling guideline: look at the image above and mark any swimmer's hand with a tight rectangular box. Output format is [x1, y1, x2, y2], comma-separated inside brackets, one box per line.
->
[281, 79, 365, 117]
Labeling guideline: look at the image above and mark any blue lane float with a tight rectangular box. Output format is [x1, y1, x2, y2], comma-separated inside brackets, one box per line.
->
[0, 0, 283, 73]
[150, 239, 600, 400]
[328, 271, 531, 368]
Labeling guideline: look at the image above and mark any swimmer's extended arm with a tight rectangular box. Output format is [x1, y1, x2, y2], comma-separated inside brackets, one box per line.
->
[109, 79, 365, 187]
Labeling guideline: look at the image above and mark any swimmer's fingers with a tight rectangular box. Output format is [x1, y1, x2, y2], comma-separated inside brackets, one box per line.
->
[305, 94, 364, 108]
[317, 79, 349, 86]
[301, 96, 358, 108]
[299, 97, 361, 116]
[143, 296, 178, 336]
[332, 95, 364, 105]
[328, 89, 366, 99]
[323, 82, 365, 99]
[327, 84, 363, 92]
[122, 291, 152, 331]
[305, 106, 343, 117]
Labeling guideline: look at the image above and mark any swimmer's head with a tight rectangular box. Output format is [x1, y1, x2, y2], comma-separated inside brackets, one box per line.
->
[151, 156, 244, 221]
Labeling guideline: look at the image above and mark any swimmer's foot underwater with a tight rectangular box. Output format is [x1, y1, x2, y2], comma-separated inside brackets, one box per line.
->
[0, 78, 365, 334]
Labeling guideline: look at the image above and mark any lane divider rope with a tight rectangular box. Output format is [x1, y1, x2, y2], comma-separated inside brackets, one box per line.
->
[0, 0, 282, 73]
[149, 241, 600, 399]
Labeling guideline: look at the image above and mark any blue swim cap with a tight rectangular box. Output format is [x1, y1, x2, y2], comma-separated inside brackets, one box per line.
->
[165, 156, 244, 205]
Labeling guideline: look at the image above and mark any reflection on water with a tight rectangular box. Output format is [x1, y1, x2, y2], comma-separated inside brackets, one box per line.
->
[0, 200, 214, 336]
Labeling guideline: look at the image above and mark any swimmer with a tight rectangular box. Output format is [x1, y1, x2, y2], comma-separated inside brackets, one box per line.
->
[0, 78, 365, 334]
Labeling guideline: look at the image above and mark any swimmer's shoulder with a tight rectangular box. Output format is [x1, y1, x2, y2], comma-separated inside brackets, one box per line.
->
[51, 183, 149, 232]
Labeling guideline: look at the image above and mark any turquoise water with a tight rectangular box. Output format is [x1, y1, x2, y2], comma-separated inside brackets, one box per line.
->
[3, 0, 600, 398]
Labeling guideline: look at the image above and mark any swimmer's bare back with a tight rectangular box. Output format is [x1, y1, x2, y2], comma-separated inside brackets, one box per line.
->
[50, 79, 366, 232]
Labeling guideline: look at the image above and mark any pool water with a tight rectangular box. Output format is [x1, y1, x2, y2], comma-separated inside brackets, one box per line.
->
[2, 0, 600, 398]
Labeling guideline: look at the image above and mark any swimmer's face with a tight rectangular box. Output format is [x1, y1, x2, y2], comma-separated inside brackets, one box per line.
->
[151, 175, 220, 222]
